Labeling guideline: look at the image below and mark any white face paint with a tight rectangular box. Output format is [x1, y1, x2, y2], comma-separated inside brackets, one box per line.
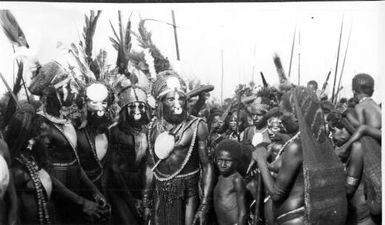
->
[128, 102, 146, 121]
[174, 92, 183, 115]
[86, 83, 109, 117]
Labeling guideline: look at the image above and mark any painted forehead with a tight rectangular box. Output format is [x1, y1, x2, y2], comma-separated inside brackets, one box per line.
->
[86, 83, 108, 102]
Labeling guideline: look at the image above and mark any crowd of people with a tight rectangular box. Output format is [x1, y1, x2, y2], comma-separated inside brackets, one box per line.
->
[0, 9, 382, 225]
[0, 63, 381, 225]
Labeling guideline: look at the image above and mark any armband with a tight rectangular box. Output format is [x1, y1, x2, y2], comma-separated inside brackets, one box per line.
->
[346, 176, 359, 187]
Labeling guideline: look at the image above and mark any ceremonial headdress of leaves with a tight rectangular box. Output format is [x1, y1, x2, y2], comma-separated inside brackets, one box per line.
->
[109, 11, 132, 75]
[129, 18, 171, 78]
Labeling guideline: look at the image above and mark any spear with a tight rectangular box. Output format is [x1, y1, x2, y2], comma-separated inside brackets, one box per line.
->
[260, 72, 269, 88]
[331, 16, 344, 103]
[335, 24, 352, 103]
[171, 10, 180, 61]
[322, 70, 331, 92]
[297, 30, 301, 85]
[0, 72, 20, 108]
[288, 25, 297, 78]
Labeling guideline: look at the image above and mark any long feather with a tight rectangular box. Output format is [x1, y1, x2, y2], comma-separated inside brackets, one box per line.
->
[83, 10, 101, 64]
[0, 10, 29, 48]
[273, 54, 288, 84]
[259, 72, 269, 87]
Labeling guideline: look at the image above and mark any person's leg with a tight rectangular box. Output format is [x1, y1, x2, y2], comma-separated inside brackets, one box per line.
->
[185, 195, 199, 225]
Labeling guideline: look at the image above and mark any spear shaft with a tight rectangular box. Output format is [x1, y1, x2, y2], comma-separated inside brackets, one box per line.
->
[331, 17, 344, 103]
[171, 10, 180, 61]
[335, 24, 351, 103]
[288, 25, 297, 78]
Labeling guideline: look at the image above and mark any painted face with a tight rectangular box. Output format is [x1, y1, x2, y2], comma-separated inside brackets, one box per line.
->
[211, 115, 224, 133]
[215, 150, 237, 176]
[127, 101, 146, 121]
[228, 113, 238, 131]
[162, 91, 187, 124]
[279, 101, 299, 134]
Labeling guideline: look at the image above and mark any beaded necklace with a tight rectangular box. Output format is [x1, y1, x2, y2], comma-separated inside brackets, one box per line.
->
[148, 117, 202, 182]
[84, 129, 104, 182]
[272, 131, 301, 163]
[358, 96, 370, 104]
[16, 154, 52, 224]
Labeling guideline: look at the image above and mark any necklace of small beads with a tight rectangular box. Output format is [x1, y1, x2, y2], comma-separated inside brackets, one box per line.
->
[16, 154, 52, 224]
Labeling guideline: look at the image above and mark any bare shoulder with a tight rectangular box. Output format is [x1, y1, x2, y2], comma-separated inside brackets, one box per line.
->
[196, 119, 209, 140]
[233, 173, 245, 189]
[286, 141, 302, 156]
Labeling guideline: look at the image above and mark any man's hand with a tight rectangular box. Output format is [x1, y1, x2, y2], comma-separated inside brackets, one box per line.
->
[193, 203, 209, 225]
[252, 146, 268, 164]
[82, 199, 105, 222]
[143, 207, 151, 225]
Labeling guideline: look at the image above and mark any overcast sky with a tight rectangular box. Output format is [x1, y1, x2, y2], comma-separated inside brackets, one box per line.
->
[1, 1, 384, 103]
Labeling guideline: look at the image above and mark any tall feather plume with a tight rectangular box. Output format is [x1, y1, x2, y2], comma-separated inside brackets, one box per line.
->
[0, 10, 29, 48]
[135, 18, 170, 74]
[273, 54, 292, 89]
[81, 10, 101, 79]
[109, 11, 132, 75]
[82, 10, 101, 63]
[95, 49, 108, 80]
[0, 10, 29, 126]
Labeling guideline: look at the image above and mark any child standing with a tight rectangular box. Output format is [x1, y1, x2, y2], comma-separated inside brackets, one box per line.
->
[213, 140, 247, 225]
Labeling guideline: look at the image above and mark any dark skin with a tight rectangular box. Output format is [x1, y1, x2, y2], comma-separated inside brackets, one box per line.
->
[331, 125, 376, 225]
[0, 139, 17, 225]
[143, 91, 214, 225]
[214, 150, 247, 225]
[353, 92, 381, 129]
[252, 104, 304, 224]
[35, 92, 108, 222]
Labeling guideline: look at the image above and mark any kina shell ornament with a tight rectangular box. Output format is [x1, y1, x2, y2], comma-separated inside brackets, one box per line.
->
[154, 132, 175, 160]
[251, 132, 264, 147]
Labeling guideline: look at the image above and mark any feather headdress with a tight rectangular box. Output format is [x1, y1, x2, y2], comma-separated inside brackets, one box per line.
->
[273, 54, 292, 90]
[132, 18, 171, 74]
[109, 11, 132, 75]
[0, 10, 29, 48]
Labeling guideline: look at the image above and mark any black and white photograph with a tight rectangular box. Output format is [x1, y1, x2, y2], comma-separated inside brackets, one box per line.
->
[0, 1, 383, 225]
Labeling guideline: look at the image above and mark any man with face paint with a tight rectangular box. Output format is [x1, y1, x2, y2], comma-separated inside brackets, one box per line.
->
[28, 62, 109, 224]
[143, 70, 214, 225]
[76, 82, 113, 223]
[109, 79, 150, 225]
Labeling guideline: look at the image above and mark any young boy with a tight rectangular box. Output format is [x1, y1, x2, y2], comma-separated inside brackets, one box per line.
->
[352, 73, 381, 129]
[214, 139, 247, 225]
